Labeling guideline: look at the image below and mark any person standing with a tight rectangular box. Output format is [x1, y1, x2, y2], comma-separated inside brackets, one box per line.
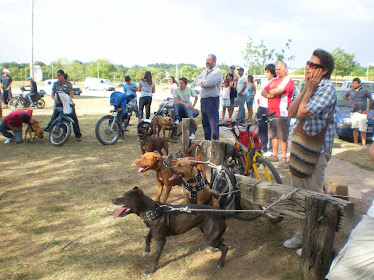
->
[0, 109, 32, 144]
[0, 69, 12, 108]
[284, 49, 336, 255]
[173, 77, 198, 139]
[245, 75, 256, 122]
[44, 70, 82, 141]
[226, 73, 237, 118]
[24, 77, 38, 107]
[138, 71, 155, 120]
[256, 64, 276, 155]
[119, 76, 139, 118]
[262, 61, 294, 165]
[343, 78, 373, 146]
[221, 79, 231, 121]
[235, 67, 247, 123]
[194, 54, 222, 140]
[225, 65, 239, 83]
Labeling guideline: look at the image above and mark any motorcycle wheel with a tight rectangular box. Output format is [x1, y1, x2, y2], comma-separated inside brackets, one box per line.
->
[49, 120, 71, 146]
[9, 97, 21, 110]
[36, 99, 45, 109]
[95, 115, 121, 145]
[137, 120, 153, 136]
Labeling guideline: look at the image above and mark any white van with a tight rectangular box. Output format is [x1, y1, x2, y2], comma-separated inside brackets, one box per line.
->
[84, 78, 115, 91]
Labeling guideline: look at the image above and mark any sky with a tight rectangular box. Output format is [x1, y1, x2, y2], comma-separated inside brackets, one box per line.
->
[1, 0, 373, 70]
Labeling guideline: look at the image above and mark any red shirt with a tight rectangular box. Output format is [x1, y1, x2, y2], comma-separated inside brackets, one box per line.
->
[265, 76, 294, 117]
[3, 110, 33, 126]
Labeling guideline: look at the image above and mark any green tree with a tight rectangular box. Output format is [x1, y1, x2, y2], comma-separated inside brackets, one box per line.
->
[331, 48, 356, 77]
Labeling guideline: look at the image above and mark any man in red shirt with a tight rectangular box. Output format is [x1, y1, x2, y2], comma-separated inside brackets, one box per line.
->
[0, 109, 32, 144]
[261, 62, 294, 166]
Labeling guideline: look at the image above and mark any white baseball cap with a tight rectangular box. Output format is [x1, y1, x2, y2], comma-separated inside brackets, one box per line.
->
[3, 69, 10, 73]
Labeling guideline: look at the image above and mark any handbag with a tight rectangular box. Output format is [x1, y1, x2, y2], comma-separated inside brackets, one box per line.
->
[230, 86, 237, 99]
[289, 105, 335, 178]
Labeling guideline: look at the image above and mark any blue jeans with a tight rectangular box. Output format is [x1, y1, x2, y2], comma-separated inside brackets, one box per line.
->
[236, 94, 246, 123]
[201, 97, 220, 140]
[173, 103, 193, 121]
[0, 122, 23, 143]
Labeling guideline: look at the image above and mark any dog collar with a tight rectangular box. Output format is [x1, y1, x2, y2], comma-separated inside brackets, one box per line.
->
[185, 170, 204, 184]
[183, 178, 208, 193]
[144, 202, 163, 222]
[156, 154, 173, 173]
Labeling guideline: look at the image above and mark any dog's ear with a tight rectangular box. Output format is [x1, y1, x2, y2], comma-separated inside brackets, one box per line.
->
[135, 187, 144, 198]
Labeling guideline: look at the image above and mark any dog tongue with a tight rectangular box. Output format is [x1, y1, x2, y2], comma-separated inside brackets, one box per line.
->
[114, 207, 129, 219]
[169, 173, 182, 181]
[137, 167, 149, 173]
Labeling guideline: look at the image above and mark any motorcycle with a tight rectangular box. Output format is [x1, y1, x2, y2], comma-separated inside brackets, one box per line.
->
[95, 92, 135, 145]
[49, 107, 75, 146]
[137, 97, 199, 138]
[8, 87, 46, 110]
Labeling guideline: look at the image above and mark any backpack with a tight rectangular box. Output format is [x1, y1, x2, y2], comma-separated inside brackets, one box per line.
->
[238, 130, 262, 150]
[210, 165, 241, 210]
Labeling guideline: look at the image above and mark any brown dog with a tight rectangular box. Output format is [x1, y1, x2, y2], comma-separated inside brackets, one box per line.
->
[151, 115, 163, 137]
[138, 128, 168, 155]
[169, 158, 220, 209]
[24, 121, 44, 142]
[135, 144, 205, 203]
[161, 116, 173, 141]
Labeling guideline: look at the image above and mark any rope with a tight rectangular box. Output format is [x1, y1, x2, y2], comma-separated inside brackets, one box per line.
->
[159, 188, 300, 214]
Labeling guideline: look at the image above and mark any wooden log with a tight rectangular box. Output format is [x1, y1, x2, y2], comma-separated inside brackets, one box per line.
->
[301, 196, 340, 280]
[236, 175, 354, 234]
[181, 118, 190, 156]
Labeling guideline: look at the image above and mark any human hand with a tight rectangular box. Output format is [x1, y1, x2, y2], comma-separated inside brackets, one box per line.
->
[197, 79, 204, 86]
[307, 68, 323, 90]
[184, 103, 189, 109]
[363, 109, 370, 114]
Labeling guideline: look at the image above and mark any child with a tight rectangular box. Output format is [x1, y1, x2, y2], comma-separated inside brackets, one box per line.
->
[221, 79, 231, 121]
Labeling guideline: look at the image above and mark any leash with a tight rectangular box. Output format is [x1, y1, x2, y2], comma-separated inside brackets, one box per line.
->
[159, 188, 300, 214]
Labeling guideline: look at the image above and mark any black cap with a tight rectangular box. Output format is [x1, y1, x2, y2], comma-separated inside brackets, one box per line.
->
[125, 76, 131, 81]
[237, 67, 244, 71]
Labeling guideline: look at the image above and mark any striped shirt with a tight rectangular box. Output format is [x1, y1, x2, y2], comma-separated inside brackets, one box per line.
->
[265, 76, 294, 117]
[292, 78, 336, 154]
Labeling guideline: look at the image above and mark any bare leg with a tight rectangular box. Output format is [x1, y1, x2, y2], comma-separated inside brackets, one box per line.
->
[361, 131, 367, 146]
[280, 139, 288, 158]
[353, 129, 359, 144]
[272, 138, 279, 157]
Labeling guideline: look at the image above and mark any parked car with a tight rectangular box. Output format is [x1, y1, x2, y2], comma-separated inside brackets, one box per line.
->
[39, 79, 82, 96]
[335, 88, 374, 139]
[84, 77, 115, 91]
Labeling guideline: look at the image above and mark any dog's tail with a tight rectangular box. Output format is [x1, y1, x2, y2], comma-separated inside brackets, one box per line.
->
[223, 213, 262, 222]
[187, 143, 202, 160]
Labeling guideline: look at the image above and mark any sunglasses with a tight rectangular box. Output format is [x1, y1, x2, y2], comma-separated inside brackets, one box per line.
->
[306, 61, 324, 69]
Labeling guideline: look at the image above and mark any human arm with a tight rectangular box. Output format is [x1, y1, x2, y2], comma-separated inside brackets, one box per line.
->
[199, 70, 222, 88]
[152, 84, 155, 94]
[363, 91, 373, 114]
[2, 119, 19, 132]
[191, 95, 198, 110]
[138, 82, 142, 92]
[343, 92, 352, 102]
[251, 83, 256, 99]
[370, 142, 374, 161]
[238, 82, 247, 96]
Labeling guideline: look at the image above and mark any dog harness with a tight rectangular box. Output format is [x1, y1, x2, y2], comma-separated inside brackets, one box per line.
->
[183, 170, 212, 205]
[156, 154, 173, 173]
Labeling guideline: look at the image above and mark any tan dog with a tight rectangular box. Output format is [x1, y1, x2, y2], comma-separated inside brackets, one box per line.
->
[135, 144, 205, 203]
[161, 116, 173, 141]
[24, 121, 44, 142]
[151, 115, 163, 137]
[169, 159, 220, 209]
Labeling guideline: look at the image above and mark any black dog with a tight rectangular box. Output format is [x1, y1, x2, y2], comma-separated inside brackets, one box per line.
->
[112, 187, 260, 275]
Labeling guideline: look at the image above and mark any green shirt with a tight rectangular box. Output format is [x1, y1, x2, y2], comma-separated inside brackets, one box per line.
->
[173, 87, 196, 106]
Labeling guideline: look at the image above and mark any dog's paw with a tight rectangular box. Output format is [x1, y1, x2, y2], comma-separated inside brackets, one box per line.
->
[216, 262, 225, 268]
[143, 268, 155, 275]
[143, 250, 150, 256]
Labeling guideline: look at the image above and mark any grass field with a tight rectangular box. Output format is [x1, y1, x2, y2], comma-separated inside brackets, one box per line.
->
[0, 96, 370, 280]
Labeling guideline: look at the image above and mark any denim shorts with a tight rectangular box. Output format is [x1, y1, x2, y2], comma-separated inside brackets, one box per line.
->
[221, 98, 231, 107]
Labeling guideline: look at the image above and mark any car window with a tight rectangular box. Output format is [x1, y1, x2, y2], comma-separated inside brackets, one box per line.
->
[336, 91, 351, 108]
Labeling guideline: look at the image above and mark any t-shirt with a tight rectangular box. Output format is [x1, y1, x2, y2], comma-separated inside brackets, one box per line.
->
[3, 109, 33, 126]
[173, 87, 196, 106]
[265, 76, 294, 117]
[258, 79, 272, 108]
[52, 80, 73, 107]
[120, 82, 138, 101]
[139, 80, 155, 98]
[221, 87, 230, 99]
[237, 76, 247, 96]
[345, 87, 372, 113]
[0, 75, 12, 89]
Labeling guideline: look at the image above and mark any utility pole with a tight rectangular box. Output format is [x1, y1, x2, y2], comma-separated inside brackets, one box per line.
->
[30, 0, 34, 79]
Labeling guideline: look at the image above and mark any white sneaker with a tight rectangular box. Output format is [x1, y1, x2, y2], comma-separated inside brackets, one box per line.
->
[4, 138, 13, 144]
[174, 119, 180, 125]
[189, 134, 195, 140]
[263, 151, 272, 157]
[283, 236, 302, 249]
[296, 248, 302, 256]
